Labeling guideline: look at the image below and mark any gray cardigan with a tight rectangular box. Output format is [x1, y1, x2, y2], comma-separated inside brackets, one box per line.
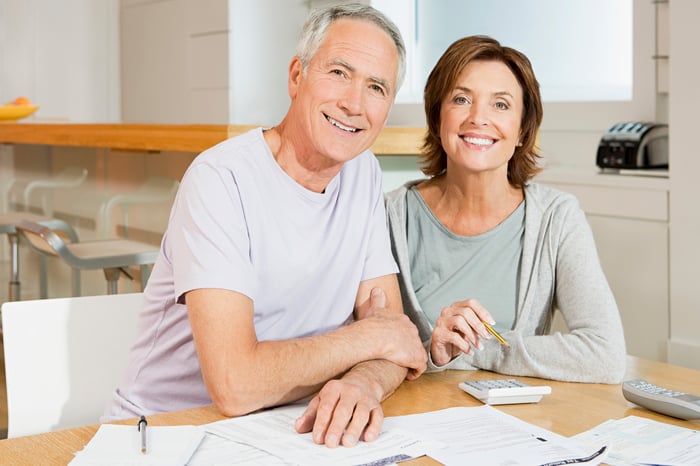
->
[385, 181, 627, 383]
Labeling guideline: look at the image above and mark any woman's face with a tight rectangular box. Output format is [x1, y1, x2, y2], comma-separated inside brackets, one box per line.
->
[439, 59, 523, 178]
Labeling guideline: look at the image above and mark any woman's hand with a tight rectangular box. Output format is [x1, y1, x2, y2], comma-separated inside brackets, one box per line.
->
[430, 298, 496, 366]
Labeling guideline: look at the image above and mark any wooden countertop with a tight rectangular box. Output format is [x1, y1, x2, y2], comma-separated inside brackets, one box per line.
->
[0, 123, 425, 155]
[2, 356, 699, 465]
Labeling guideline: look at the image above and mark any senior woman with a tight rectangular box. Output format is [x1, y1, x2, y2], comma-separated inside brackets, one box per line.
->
[385, 35, 626, 383]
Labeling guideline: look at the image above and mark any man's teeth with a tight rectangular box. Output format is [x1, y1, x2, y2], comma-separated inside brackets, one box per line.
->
[327, 116, 357, 132]
[463, 136, 494, 146]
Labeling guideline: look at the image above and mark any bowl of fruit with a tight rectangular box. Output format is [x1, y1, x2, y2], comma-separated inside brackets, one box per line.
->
[0, 97, 39, 122]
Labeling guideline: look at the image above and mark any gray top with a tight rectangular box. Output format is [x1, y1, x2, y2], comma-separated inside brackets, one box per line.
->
[385, 180, 627, 383]
[406, 186, 523, 332]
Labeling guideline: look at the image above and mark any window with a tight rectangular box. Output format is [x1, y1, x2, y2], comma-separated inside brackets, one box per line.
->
[373, 0, 654, 130]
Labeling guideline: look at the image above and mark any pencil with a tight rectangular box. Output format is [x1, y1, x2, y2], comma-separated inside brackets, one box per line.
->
[481, 320, 509, 347]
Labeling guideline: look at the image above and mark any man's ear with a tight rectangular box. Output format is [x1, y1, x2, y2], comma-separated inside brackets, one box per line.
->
[288, 56, 303, 99]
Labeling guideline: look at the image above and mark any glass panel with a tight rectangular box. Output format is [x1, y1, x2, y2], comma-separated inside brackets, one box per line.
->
[374, 0, 633, 104]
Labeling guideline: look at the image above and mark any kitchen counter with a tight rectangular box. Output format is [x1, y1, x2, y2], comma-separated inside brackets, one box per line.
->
[536, 165, 670, 191]
[0, 123, 425, 155]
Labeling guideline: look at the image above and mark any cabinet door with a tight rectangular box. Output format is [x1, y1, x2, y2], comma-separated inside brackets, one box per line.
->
[586, 215, 669, 362]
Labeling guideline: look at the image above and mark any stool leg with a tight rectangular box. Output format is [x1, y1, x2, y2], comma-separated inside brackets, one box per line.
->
[140, 264, 153, 291]
[72, 269, 81, 297]
[103, 268, 121, 294]
[39, 256, 48, 299]
[8, 233, 20, 301]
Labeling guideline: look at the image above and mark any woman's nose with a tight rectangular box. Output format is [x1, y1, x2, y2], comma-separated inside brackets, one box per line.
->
[467, 102, 488, 126]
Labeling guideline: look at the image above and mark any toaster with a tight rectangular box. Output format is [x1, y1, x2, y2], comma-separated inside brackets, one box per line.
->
[596, 122, 669, 170]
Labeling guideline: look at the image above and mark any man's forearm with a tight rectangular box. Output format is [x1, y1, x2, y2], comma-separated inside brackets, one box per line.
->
[341, 359, 408, 403]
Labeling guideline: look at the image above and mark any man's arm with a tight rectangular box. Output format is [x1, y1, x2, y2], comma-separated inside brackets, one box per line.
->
[294, 274, 426, 447]
[186, 275, 425, 419]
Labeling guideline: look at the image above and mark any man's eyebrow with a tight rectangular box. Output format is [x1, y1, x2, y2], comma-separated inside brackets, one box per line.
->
[370, 76, 391, 94]
[333, 59, 392, 94]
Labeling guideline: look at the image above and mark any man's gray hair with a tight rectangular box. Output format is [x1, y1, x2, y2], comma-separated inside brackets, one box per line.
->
[296, 3, 406, 95]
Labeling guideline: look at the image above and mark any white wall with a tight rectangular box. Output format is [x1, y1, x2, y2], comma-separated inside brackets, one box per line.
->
[120, 0, 231, 124]
[119, 0, 307, 125]
[668, 0, 700, 369]
[0, 0, 120, 122]
[228, 0, 307, 126]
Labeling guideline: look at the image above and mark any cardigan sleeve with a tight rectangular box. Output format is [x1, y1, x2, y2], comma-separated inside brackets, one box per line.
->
[465, 189, 627, 383]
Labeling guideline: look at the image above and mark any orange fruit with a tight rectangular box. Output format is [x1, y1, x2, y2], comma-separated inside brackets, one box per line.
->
[11, 96, 31, 106]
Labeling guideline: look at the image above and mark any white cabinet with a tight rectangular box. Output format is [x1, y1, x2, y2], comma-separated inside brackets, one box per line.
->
[537, 170, 670, 362]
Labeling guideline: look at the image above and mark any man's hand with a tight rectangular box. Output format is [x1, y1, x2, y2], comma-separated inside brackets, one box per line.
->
[294, 377, 383, 448]
[293, 286, 426, 448]
[356, 287, 427, 380]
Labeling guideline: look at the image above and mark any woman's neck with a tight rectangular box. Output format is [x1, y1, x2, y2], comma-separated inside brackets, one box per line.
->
[417, 172, 524, 236]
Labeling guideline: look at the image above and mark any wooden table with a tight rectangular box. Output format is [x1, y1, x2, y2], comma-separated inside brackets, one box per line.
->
[1, 355, 699, 465]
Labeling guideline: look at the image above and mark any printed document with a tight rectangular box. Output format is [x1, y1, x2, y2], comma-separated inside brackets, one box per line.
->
[205, 404, 437, 466]
[572, 415, 699, 466]
[383, 405, 608, 466]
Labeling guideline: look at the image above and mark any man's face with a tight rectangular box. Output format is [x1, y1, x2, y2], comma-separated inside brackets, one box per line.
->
[287, 18, 399, 167]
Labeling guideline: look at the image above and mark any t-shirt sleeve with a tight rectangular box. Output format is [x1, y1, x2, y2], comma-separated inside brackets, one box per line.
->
[166, 162, 256, 303]
[360, 158, 399, 281]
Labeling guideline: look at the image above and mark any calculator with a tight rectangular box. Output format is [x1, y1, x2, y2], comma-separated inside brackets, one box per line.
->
[622, 379, 700, 420]
[459, 379, 552, 405]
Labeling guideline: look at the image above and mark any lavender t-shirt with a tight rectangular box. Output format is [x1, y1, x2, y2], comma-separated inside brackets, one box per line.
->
[102, 128, 397, 421]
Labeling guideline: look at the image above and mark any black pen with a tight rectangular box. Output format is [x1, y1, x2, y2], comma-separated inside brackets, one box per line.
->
[138, 415, 148, 454]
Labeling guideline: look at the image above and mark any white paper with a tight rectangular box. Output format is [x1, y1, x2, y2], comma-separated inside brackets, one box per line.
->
[636, 433, 700, 466]
[204, 403, 438, 466]
[572, 415, 699, 466]
[383, 405, 608, 466]
[69, 424, 205, 466]
[187, 432, 288, 465]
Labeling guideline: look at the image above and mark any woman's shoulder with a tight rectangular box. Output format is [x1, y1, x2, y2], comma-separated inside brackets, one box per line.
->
[384, 179, 425, 204]
[525, 182, 580, 207]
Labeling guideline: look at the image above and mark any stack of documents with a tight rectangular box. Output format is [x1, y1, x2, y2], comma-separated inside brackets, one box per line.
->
[197, 404, 435, 466]
[572, 415, 700, 465]
[189, 404, 607, 466]
[74, 405, 700, 465]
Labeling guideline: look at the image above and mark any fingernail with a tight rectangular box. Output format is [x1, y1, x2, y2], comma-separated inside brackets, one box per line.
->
[364, 431, 377, 442]
[343, 434, 357, 446]
[326, 433, 339, 447]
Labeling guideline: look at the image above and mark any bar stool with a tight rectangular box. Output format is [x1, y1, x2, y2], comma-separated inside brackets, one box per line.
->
[15, 219, 160, 295]
[94, 176, 179, 238]
[0, 212, 79, 301]
[19, 167, 88, 217]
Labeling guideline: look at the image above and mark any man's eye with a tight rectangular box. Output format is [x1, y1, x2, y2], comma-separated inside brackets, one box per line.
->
[370, 84, 386, 96]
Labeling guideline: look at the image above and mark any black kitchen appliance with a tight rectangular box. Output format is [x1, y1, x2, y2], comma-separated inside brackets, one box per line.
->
[596, 122, 668, 170]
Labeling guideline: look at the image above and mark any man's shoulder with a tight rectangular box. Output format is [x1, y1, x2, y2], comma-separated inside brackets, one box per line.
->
[200, 127, 264, 157]
[186, 127, 267, 172]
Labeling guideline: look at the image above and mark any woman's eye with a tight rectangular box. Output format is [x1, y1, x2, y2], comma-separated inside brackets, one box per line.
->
[495, 101, 509, 110]
[454, 96, 469, 105]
